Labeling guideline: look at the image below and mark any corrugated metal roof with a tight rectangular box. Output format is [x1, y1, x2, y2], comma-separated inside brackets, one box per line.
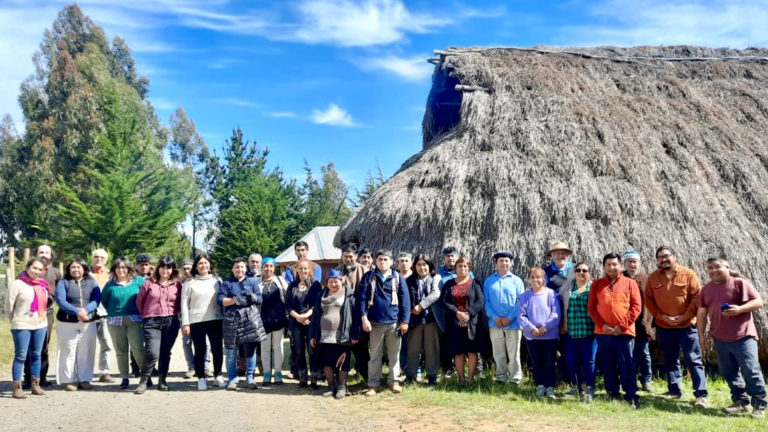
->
[275, 226, 341, 264]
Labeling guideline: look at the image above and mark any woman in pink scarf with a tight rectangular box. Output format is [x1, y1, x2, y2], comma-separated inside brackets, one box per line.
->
[5, 258, 49, 399]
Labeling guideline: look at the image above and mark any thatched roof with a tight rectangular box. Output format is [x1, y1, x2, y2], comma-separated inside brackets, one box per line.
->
[335, 45, 768, 362]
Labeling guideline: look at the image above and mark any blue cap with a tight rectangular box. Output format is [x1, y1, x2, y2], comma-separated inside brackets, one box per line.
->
[262, 257, 277, 266]
[327, 268, 343, 280]
[623, 251, 641, 262]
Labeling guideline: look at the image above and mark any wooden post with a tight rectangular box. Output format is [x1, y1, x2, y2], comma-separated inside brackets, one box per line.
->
[23, 248, 30, 266]
[59, 262, 64, 275]
[8, 246, 15, 277]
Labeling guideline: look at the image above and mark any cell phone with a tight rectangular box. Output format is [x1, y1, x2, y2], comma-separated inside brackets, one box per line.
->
[720, 303, 731, 311]
[395, 328, 403, 338]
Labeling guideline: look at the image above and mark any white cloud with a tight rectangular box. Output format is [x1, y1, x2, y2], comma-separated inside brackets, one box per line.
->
[354, 54, 433, 82]
[290, 0, 450, 46]
[265, 111, 299, 118]
[310, 103, 360, 127]
[565, 0, 768, 47]
[207, 97, 261, 108]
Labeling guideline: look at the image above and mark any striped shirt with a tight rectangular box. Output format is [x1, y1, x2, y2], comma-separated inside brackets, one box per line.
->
[567, 284, 594, 338]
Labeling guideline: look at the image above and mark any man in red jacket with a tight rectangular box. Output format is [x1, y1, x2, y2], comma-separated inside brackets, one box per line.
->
[588, 252, 642, 408]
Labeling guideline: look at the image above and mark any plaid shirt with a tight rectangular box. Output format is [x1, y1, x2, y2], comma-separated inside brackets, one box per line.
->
[567, 283, 594, 338]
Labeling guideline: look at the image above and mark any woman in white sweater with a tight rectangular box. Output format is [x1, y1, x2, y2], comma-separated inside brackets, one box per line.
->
[6, 258, 49, 399]
[181, 254, 224, 390]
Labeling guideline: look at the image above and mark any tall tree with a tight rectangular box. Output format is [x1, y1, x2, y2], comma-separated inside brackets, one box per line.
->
[294, 161, 351, 234]
[350, 160, 385, 208]
[208, 128, 298, 275]
[35, 80, 193, 259]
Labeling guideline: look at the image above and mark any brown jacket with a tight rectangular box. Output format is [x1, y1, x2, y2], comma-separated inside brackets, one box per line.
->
[339, 264, 366, 293]
[645, 265, 701, 329]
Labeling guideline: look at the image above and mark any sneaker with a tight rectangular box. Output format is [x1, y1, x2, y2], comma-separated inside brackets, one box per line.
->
[64, 383, 78, 392]
[184, 369, 195, 379]
[660, 391, 682, 400]
[248, 380, 259, 390]
[546, 387, 556, 399]
[724, 401, 751, 415]
[322, 386, 335, 397]
[752, 408, 766, 419]
[535, 385, 546, 397]
[365, 387, 379, 396]
[390, 382, 403, 393]
[694, 397, 709, 409]
[215, 375, 228, 388]
[99, 374, 115, 383]
[274, 372, 284, 385]
[120, 378, 130, 389]
[641, 381, 655, 393]
[335, 386, 347, 399]
[197, 378, 208, 391]
[226, 380, 239, 391]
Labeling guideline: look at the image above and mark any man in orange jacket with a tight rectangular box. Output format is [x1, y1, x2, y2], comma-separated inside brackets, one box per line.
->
[588, 252, 642, 407]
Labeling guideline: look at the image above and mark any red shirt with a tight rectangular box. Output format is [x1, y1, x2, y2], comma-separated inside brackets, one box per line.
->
[136, 279, 181, 318]
[699, 277, 760, 342]
[452, 280, 472, 313]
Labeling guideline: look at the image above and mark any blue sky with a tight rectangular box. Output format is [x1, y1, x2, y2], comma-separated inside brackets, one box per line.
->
[1, 0, 767, 190]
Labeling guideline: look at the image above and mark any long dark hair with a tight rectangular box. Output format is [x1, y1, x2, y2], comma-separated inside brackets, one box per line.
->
[152, 256, 179, 282]
[411, 254, 436, 277]
[191, 254, 216, 277]
[64, 258, 92, 280]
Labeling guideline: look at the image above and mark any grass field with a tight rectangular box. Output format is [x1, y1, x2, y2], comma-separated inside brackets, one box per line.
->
[379, 372, 765, 432]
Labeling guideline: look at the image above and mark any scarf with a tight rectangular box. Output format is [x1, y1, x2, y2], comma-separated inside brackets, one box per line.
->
[20, 271, 49, 318]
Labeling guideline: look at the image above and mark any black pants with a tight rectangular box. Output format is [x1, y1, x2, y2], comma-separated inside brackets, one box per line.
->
[527, 339, 558, 388]
[24, 308, 54, 383]
[351, 331, 370, 382]
[141, 316, 180, 378]
[289, 321, 318, 381]
[190, 320, 223, 378]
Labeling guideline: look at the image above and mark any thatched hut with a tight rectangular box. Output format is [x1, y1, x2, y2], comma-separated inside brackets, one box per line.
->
[335, 46, 768, 363]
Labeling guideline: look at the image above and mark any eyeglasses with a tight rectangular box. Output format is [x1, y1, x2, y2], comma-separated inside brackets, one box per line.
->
[575, 269, 589, 273]
[657, 253, 672, 260]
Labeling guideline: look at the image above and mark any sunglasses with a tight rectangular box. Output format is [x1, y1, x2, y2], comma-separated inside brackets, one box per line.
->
[575, 268, 589, 273]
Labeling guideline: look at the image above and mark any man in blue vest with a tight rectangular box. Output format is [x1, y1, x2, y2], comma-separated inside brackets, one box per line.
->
[544, 241, 575, 385]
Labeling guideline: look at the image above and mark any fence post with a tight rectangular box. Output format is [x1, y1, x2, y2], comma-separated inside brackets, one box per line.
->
[8, 246, 15, 276]
[23, 248, 30, 266]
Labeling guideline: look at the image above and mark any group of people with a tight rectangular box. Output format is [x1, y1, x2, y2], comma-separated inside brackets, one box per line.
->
[5, 241, 766, 419]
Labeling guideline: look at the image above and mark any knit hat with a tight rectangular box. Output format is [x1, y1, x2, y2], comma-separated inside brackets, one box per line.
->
[261, 257, 277, 266]
[623, 250, 641, 262]
[327, 268, 343, 279]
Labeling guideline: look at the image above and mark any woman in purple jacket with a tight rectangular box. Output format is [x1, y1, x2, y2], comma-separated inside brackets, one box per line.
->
[518, 267, 561, 399]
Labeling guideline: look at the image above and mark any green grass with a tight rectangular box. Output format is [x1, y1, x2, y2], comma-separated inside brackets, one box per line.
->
[0, 320, 12, 367]
[370, 373, 765, 431]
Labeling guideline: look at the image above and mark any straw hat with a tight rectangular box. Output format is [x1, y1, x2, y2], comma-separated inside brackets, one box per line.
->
[547, 242, 573, 256]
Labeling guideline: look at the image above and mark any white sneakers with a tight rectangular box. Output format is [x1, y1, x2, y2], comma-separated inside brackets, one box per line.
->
[197, 378, 208, 390]
[214, 376, 227, 388]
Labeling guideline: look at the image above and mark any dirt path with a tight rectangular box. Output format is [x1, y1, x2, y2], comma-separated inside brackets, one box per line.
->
[0, 333, 498, 432]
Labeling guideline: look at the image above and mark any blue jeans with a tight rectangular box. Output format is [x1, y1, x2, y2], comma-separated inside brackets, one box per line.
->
[12, 328, 47, 381]
[633, 335, 652, 384]
[226, 343, 257, 383]
[526, 338, 557, 387]
[715, 337, 767, 410]
[656, 326, 708, 397]
[596, 334, 637, 401]
[565, 335, 597, 388]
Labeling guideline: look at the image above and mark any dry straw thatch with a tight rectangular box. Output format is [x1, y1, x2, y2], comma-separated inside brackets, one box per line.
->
[335, 45, 768, 363]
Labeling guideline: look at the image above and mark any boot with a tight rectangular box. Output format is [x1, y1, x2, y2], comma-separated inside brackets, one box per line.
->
[12, 381, 27, 399]
[31, 378, 46, 396]
[157, 374, 169, 391]
[336, 371, 348, 399]
[134, 377, 148, 394]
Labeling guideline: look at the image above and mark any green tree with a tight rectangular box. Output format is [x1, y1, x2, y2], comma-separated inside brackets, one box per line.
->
[350, 160, 385, 208]
[36, 88, 193, 259]
[294, 161, 351, 234]
[208, 128, 298, 275]
[0, 4, 169, 246]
